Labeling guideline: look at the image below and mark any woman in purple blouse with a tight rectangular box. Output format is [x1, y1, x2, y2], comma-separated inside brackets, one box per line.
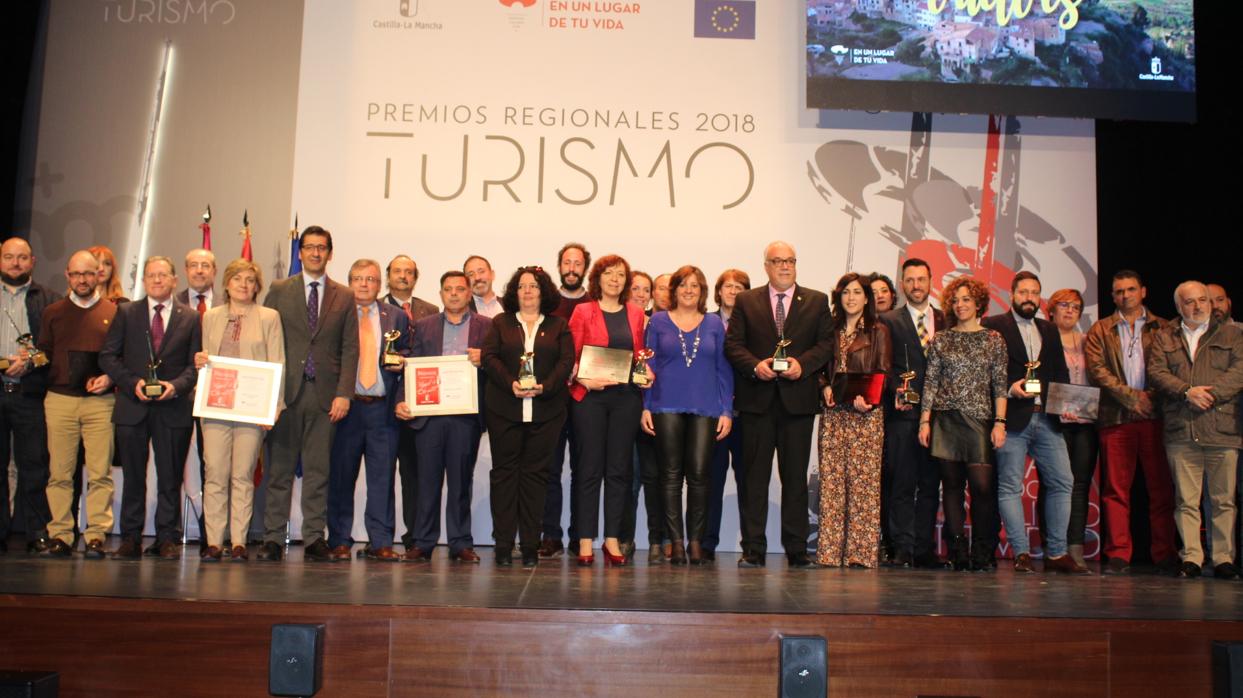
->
[639, 265, 734, 565]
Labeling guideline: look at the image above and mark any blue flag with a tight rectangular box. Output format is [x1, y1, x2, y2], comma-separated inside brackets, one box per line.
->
[694, 0, 756, 40]
[288, 232, 302, 277]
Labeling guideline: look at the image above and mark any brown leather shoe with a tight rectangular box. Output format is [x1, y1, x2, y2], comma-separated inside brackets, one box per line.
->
[159, 541, 182, 560]
[537, 537, 564, 558]
[371, 546, 400, 562]
[112, 539, 142, 559]
[202, 545, 223, 562]
[1045, 554, 1092, 575]
[401, 546, 431, 563]
[230, 545, 248, 562]
[329, 545, 353, 562]
[45, 538, 73, 557]
[451, 548, 481, 563]
[1013, 553, 1035, 573]
[83, 539, 106, 559]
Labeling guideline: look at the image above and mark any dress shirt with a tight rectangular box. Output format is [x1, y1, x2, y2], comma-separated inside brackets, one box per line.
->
[442, 311, 472, 356]
[1116, 309, 1148, 390]
[1, 281, 30, 385]
[1012, 309, 1043, 404]
[518, 313, 544, 423]
[69, 289, 101, 310]
[1181, 320, 1209, 361]
[354, 302, 385, 397]
[303, 272, 326, 318]
[147, 296, 173, 330]
[767, 283, 794, 330]
[718, 307, 731, 331]
[906, 301, 936, 344]
[472, 294, 503, 319]
[190, 287, 213, 310]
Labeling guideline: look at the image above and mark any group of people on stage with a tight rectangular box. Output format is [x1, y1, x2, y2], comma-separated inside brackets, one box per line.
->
[1, 232, 1240, 581]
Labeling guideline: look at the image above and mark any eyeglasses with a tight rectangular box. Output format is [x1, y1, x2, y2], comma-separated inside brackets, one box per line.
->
[350, 276, 380, 284]
[766, 257, 797, 267]
[144, 272, 173, 280]
[301, 244, 329, 254]
[1055, 302, 1083, 312]
[67, 271, 98, 279]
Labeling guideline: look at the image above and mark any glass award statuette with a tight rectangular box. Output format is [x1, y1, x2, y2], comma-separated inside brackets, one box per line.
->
[382, 329, 404, 367]
[144, 331, 165, 398]
[772, 338, 792, 373]
[631, 348, 654, 386]
[16, 334, 49, 368]
[1022, 360, 1042, 395]
[518, 351, 537, 390]
[898, 346, 918, 405]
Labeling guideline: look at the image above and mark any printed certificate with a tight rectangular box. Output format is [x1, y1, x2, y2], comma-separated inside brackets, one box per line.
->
[192, 356, 284, 426]
[403, 354, 479, 416]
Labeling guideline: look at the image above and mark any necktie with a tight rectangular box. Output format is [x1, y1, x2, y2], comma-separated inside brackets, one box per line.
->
[402, 301, 414, 323]
[775, 292, 787, 337]
[196, 294, 207, 319]
[359, 306, 377, 389]
[916, 312, 928, 355]
[305, 282, 319, 379]
[151, 304, 166, 354]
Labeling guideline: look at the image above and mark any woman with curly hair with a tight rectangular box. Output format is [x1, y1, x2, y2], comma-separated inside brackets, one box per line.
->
[918, 276, 1008, 571]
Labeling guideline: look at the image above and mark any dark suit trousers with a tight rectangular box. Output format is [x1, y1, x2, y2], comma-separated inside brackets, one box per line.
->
[397, 426, 419, 546]
[0, 390, 51, 542]
[116, 407, 192, 543]
[885, 417, 942, 557]
[413, 415, 481, 553]
[542, 415, 580, 542]
[704, 422, 744, 551]
[573, 388, 642, 540]
[327, 400, 399, 548]
[739, 401, 815, 556]
[486, 412, 564, 552]
[265, 385, 335, 544]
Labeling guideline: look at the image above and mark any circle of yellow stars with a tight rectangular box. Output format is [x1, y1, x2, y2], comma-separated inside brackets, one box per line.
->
[710, 4, 741, 33]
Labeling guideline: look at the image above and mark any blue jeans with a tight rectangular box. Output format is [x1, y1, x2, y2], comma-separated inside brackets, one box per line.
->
[996, 413, 1073, 557]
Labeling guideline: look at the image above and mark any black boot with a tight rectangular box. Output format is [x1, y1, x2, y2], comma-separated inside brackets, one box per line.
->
[970, 539, 996, 572]
[948, 535, 970, 571]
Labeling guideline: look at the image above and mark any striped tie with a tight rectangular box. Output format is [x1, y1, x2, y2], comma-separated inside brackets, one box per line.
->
[917, 312, 928, 355]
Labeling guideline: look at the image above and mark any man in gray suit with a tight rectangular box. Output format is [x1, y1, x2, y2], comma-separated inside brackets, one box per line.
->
[258, 226, 359, 562]
[175, 247, 220, 554]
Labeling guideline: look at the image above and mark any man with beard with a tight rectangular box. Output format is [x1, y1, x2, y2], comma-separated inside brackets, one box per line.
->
[538, 242, 591, 557]
[382, 254, 437, 550]
[878, 258, 947, 568]
[984, 271, 1085, 573]
[37, 251, 117, 557]
[464, 255, 502, 319]
[1207, 284, 1242, 329]
[0, 237, 60, 554]
[1148, 281, 1243, 580]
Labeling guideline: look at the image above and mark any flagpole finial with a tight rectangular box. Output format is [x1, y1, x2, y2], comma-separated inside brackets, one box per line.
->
[203, 204, 211, 223]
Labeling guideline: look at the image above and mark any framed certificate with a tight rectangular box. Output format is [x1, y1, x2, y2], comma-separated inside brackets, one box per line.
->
[577, 345, 633, 384]
[403, 354, 479, 416]
[192, 356, 284, 426]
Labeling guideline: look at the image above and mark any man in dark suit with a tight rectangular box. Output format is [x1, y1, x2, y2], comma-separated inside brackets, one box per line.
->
[983, 271, 1084, 574]
[879, 258, 946, 568]
[381, 254, 437, 551]
[0, 237, 60, 554]
[326, 259, 409, 562]
[259, 226, 359, 562]
[395, 270, 491, 563]
[175, 247, 220, 554]
[724, 241, 834, 568]
[100, 256, 201, 559]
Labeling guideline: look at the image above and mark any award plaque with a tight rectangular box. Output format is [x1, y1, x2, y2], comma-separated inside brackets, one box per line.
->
[144, 331, 165, 398]
[898, 369, 920, 405]
[518, 351, 537, 390]
[631, 348, 654, 386]
[382, 329, 404, 367]
[772, 338, 792, 373]
[577, 345, 634, 384]
[1022, 360, 1042, 395]
[16, 334, 49, 368]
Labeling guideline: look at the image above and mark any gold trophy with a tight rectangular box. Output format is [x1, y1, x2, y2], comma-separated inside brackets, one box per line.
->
[1022, 360, 1042, 395]
[518, 351, 537, 390]
[772, 338, 792, 373]
[16, 333, 49, 368]
[382, 329, 404, 367]
[897, 346, 919, 405]
[0, 355, 8, 371]
[631, 348, 654, 386]
[144, 331, 165, 398]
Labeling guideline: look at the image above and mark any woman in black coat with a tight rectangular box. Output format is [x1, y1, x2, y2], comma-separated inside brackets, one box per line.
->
[481, 266, 575, 568]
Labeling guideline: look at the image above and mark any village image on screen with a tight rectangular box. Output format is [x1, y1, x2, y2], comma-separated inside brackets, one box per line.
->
[806, 0, 1195, 92]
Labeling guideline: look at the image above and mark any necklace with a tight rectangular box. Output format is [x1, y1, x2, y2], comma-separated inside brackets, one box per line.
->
[677, 324, 701, 367]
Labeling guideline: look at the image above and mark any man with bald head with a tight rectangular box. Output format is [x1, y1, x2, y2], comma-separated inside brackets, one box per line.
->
[1207, 283, 1241, 328]
[1148, 281, 1243, 580]
[37, 250, 118, 557]
[0, 238, 60, 554]
[724, 241, 834, 568]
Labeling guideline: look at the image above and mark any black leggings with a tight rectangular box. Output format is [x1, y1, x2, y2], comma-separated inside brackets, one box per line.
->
[653, 413, 717, 543]
[939, 460, 996, 550]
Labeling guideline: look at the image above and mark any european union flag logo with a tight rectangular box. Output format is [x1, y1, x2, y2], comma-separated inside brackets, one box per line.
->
[694, 0, 755, 40]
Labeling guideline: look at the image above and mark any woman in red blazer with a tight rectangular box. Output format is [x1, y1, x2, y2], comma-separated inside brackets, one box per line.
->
[568, 254, 649, 566]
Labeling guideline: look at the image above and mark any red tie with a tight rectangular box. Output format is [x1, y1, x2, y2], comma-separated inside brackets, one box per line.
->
[152, 304, 166, 353]
[196, 293, 207, 319]
[402, 301, 413, 323]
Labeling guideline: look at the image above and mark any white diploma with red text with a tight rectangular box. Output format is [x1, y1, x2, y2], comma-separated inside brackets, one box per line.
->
[403, 354, 479, 417]
[192, 356, 284, 426]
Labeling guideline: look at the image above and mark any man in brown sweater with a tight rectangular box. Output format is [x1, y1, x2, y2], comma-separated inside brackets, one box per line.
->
[37, 251, 118, 558]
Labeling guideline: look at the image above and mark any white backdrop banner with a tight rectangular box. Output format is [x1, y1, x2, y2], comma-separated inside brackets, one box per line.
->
[277, 0, 1097, 551]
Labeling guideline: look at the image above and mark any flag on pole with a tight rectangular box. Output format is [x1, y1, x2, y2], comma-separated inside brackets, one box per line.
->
[199, 204, 212, 250]
[240, 209, 253, 261]
[288, 213, 302, 277]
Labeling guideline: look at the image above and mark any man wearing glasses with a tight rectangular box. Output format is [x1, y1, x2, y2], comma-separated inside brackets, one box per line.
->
[1084, 270, 1177, 575]
[100, 256, 202, 559]
[37, 251, 120, 557]
[724, 241, 834, 568]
